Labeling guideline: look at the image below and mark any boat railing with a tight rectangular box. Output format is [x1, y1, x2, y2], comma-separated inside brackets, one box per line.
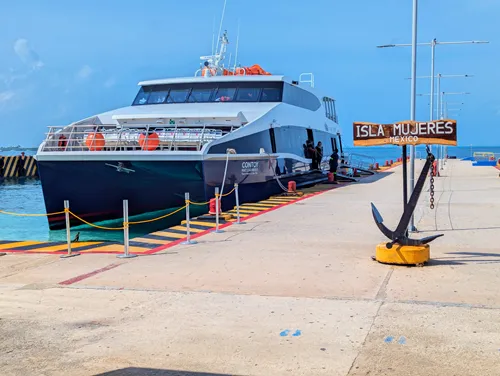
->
[41, 123, 240, 152]
[344, 152, 376, 170]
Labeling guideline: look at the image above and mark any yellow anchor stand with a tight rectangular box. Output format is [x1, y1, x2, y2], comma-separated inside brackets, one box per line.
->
[375, 243, 430, 266]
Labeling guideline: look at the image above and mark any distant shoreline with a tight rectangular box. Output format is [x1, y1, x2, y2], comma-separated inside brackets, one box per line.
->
[0, 147, 38, 152]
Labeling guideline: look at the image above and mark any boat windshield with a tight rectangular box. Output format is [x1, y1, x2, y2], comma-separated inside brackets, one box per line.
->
[133, 81, 283, 106]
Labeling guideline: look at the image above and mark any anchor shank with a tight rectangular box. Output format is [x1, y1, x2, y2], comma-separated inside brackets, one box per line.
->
[394, 152, 434, 236]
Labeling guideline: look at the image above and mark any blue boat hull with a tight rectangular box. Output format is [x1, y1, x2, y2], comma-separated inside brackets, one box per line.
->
[37, 156, 318, 230]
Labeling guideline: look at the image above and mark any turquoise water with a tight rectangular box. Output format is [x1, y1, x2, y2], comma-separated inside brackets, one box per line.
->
[0, 178, 205, 242]
[344, 145, 500, 165]
[1, 146, 499, 242]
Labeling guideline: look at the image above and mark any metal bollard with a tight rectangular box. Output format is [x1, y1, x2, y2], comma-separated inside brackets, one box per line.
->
[118, 199, 137, 258]
[60, 200, 80, 259]
[212, 187, 224, 233]
[234, 183, 245, 225]
[182, 193, 197, 245]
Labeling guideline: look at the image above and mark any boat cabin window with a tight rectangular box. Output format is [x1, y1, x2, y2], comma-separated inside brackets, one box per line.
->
[148, 90, 169, 104]
[214, 87, 236, 102]
[167, 89, 190, 103]
[236, 87, 261, 102]
[188, 87, 215, 102]
[323, 97, 338, 122]
[260, 87, 282, 102]
[132, 81, 283, 106]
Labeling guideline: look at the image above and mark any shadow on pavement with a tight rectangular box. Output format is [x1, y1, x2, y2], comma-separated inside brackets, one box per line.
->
[95, 368, 239, 376]
[354, 170, 394, 184]
[429, 251, 500, 266]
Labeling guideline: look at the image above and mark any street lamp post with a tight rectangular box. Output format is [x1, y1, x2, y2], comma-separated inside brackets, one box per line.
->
[421, 91, 471, 168]
[377, 38, 487, 231]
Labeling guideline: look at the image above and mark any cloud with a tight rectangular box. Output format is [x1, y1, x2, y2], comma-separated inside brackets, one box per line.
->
[76, 65, 93, 80]
[0, 91, 16, 112]
[104, 77, 116, 88]
[0, 91, 15, 103]
[14, 39, 44, 70]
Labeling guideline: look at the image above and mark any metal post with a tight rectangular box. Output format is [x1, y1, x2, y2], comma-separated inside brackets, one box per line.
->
[60, 200, 80, 258]
[182, 192, 197, 244]
[436, 75, 441, 171]
[234, 183, 245, 224]
[118, 199, 137, 258]
[212, 187, 224, 233]
[429, 39, 436, 155]
[440, 91, 444, 170]
[402, 146, 408, 206]
[408, 0, 418, 232]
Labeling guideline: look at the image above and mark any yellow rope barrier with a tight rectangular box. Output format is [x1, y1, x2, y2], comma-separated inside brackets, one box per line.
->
[69, 211, 125, 230]
[128, 205, 187, 225]
[0, 209, 65, 217]
[188, 200, 210, 206]
[220, 187, 236, 197]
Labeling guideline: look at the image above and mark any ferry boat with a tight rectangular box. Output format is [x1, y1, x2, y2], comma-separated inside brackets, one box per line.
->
[36, 31, 343, 230]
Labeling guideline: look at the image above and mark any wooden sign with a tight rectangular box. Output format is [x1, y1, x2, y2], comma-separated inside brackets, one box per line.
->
[353, 120, 457, 146]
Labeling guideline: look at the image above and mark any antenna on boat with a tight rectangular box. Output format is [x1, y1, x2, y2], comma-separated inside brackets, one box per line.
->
[215, 0, 227, 54]
[211, 16, 216, 58]
[234, 19, 240, 72]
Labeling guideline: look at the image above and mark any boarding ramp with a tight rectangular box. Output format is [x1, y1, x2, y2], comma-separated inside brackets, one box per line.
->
[336, 153, 376, 181]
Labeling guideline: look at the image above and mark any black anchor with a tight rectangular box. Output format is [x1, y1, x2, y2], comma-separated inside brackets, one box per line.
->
[371, 147, 443, 249]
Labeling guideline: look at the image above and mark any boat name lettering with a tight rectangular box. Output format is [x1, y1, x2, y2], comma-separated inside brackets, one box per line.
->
[241, 161, 259, 175]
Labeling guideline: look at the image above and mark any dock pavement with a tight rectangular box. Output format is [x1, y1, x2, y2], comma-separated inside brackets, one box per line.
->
[0, 159, 499, 376]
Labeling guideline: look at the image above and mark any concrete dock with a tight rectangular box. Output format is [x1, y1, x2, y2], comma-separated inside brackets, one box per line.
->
[0, 160, 499, 376]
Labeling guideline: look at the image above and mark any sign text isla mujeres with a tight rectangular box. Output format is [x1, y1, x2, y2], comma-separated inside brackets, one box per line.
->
[353, 120, 457, 146]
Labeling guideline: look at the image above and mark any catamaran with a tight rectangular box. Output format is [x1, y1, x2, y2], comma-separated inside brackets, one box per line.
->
[36, 31, 343, 229]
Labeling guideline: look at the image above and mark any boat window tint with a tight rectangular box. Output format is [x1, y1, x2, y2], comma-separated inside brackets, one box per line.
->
[188, 88, 215, 102]
[167, 89, 190, 103]
[214, 87, 236, 102]
[133, 87, 151, 105]
[147, 90, 169, 104]
[235, 87, 261, 102]
[260, 87, 282, 102]
[284, 83, 321, 111]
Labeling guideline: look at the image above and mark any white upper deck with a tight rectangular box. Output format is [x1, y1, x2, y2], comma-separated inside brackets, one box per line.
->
[139, 75, 287, 86]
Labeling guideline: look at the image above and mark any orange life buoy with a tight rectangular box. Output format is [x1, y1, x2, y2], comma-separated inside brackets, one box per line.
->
[85, 133, 105, 151]
[138, 132, 160, 151]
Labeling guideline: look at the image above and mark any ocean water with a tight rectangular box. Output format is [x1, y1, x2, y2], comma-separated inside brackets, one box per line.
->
[1, 146, 499, 242]
[344, 145, 500, 165]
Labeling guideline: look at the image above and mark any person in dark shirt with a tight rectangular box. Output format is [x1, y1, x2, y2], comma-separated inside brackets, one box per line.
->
[316, 141, 324, 170]
[16, 152, 26, 177]
[307, 140, 317, 170]
[329, 150, 339, 179]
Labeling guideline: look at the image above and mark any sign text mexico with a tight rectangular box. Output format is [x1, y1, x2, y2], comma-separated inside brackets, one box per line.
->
[353, 120, 457, 146]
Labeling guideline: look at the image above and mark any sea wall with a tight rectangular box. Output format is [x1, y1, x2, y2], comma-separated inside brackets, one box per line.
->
[0, 155, 39, 178]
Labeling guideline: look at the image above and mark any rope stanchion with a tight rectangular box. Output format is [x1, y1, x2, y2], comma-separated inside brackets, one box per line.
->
[212, 188, 224, 234]
[234, 183, 245, 225]
[181, 193, 197, 245]
[117, 200, 137, 259]
[61, 200, 80, 259]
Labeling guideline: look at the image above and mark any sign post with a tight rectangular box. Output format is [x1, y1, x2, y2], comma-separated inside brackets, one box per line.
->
[353, 119, 457, 266]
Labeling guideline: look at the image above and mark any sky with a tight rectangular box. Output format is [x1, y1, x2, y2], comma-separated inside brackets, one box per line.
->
[0, 0, 499, 147]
